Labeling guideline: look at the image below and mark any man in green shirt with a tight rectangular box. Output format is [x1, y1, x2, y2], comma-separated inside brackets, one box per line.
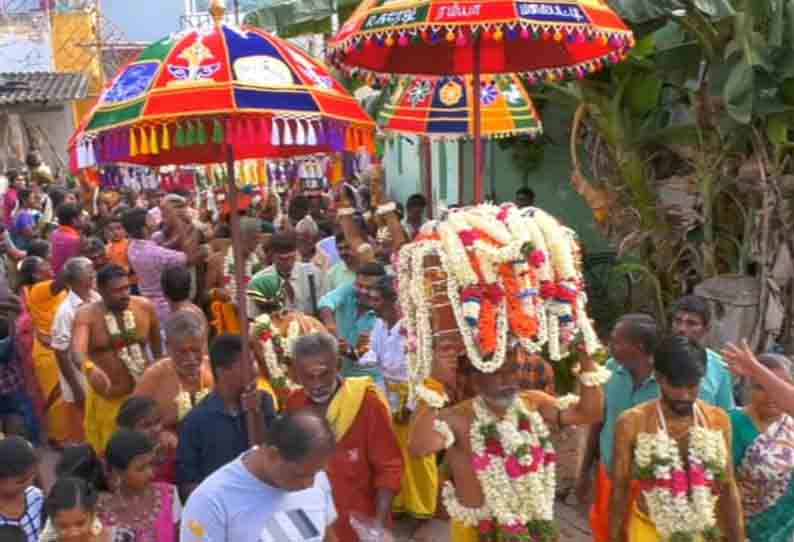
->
[580, 306, 735, 542]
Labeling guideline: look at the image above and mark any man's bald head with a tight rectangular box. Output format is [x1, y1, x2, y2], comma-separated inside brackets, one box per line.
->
[266, 409, 335, 462]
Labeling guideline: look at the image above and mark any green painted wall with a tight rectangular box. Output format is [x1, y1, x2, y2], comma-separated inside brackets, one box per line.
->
[383, 135, 460, 213]
[459, 104, 611, 252]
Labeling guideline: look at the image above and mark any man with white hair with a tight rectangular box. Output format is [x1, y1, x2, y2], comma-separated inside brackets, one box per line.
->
[50, 256, 100, 442]
[295, 214, 331, 272]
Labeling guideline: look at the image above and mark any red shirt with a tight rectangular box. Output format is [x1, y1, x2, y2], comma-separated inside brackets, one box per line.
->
[286, 389, 404, 542]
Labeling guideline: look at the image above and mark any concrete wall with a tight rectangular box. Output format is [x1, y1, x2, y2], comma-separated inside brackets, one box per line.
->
[25, 105, 75, 168]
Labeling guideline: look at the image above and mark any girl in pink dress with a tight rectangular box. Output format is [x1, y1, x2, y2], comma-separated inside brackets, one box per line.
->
[96, 429, 181, 542]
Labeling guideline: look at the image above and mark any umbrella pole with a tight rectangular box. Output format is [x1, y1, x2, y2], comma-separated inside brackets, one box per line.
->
[226, 144, 263, 446]
[472, 35, 483, 204]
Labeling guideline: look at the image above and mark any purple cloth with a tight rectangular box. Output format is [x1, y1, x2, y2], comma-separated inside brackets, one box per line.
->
[3, 188, 17, 229]
[50, 226, 82, 275]
[127, 238, 187, 326]
[13, 209, 35, 233]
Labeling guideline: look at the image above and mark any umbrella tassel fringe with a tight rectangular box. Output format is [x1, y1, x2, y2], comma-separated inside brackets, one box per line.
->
[129, 128, 138, 156]
[271, 119, 280, 146]
[150, 126, 159, 155]
[175, 123, 185, 147]
[139, 128, 149, 155]
[212, 119, 224, 144]
[197, 120, 208, 145]
[162, 124, 171, 151]
[186, 121, 196, 146]
[307, 121, 317, 145]
[283, 120, 293, 145]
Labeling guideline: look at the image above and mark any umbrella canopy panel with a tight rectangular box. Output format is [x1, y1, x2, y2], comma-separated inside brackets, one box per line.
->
[72, 24, 374, 168]
[380, 73, 542, 139]
[328, 0, 634, 81]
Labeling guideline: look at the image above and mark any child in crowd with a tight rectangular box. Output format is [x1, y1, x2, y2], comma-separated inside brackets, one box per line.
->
[116, 396, 176, 484]
[0, 437, 43, 542]
[97, 429, 181, 542]
[41, 477, 130, 542]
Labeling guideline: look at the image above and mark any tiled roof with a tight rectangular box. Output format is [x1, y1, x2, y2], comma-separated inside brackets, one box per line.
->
[0, 71, 88, 106]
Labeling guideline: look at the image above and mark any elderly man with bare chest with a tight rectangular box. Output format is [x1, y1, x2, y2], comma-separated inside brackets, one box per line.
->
[409, 341, 607, 542]
[72, 263, 162, 453]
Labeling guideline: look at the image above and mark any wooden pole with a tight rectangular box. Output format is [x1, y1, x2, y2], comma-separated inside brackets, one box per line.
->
[226, 144, 263, 446]
[472, 36, 483, 204]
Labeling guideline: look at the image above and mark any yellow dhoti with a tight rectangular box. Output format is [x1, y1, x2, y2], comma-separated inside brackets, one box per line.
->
[32, 338, 74, 444]
[256, 377, 279, 411]
[210, 301, 240, 336]
[388, 382, 439, 518]
[450, 519, 480, 542]
[628, 503, 705, 542]
[84, 382, 128, 454]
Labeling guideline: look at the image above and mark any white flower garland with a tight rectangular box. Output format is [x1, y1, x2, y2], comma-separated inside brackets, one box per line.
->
[515, 207, 554, 282]
[532, 208, 577, 280]
[253, 315, 301, 392]
[433, 418, 456, 449]
[468, 396, 556, 526]
[438, 243, 510, 373]
[579, 365, 612, 387]
[416, 382, 449, 408]
[577, 292, 602, 355]
[556, 394, 580, 411]
[634, 404, 727, 541]
[441, 481, 491, 527]
[175, 388, 211, 421]
[224, 247, 260, 303]
[376, 202, 397, 216]
[104, 310, 146, 380]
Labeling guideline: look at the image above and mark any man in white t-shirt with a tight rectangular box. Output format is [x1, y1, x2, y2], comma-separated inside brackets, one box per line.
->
[180, 409, 338, 542]
[50, 257, 99, 442]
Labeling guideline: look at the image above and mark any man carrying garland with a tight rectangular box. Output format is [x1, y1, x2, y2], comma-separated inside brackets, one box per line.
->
[608, 336, 743, 542]
[72, 264, 162, 453]
[409, 340, 607, 542]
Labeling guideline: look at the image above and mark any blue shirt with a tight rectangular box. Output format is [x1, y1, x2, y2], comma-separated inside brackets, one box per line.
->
[176, 392, 275, 487]
[317, 236, 341, 266]
[318, 283, 377, 348]
[599, 349, 735, 471]
[180, 456, 336, 542]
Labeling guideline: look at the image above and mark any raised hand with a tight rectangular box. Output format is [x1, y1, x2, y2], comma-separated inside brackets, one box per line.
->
[722, 340, 760, 378]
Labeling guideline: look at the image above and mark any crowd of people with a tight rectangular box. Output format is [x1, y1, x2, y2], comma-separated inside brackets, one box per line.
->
[0, 162, 791, 542]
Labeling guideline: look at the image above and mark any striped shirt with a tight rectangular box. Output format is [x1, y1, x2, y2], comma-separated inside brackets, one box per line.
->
[0, 487, 44, 542]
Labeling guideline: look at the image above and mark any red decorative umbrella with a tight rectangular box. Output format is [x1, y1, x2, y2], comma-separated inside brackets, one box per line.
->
[69, 5, 374, 170]
[328, 0, 634, 201]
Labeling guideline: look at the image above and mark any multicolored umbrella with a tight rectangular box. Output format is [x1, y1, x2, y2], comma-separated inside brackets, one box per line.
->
[328, 0, 634, 81]
[379, 73, 542, 139]
[328, 0, 634, 202]
[69, 7, 375, 170]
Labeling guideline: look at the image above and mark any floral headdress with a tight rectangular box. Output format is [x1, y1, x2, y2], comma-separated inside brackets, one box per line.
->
[398, 204, 602, 408]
